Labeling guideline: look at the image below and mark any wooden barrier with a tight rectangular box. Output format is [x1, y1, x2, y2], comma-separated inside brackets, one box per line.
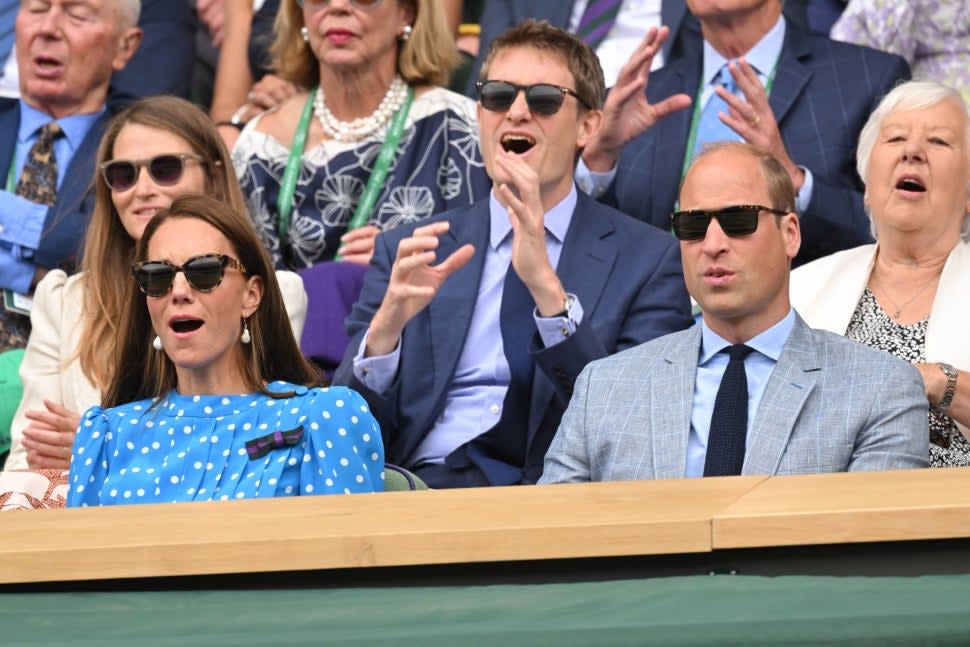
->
[713, 467, 970, 548]
[0, 476, 765, 584]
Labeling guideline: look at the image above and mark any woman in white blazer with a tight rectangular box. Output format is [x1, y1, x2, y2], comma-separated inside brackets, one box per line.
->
[4, 97, 307, 472]
[791, 81, 970, 466]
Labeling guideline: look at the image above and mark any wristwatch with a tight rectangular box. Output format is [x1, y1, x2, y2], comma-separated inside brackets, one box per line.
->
[933, 362, 958, 414]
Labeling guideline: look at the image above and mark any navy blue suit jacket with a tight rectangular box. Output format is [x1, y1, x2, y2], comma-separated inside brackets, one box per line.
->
[465, 0, 693, 98]
[604, 19, 909, 265]
[0, 99, 113, 273]
[332, 190, 694, 485]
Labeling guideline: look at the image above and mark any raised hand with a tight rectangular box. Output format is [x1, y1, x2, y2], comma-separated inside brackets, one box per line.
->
[716, 58, 805, 192]
[365, 221, 475, 356]
[583, 26, 692, 172]
[494, 150, 568, 317]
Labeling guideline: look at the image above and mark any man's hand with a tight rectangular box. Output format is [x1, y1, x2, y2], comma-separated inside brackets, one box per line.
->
[365, 221, 474, 357]
[582, 26, 692, 172]
[494, 150, 566, 317]
[22, 400, 81, 470]
[717, 58, 805, 192]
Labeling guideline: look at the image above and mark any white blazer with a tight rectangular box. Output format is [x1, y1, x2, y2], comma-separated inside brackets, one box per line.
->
[790, 241, 970, 438]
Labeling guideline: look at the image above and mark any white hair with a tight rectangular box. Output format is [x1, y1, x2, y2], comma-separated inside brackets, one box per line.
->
[855, 80, 970, 241]
[113, 0, 141, 28]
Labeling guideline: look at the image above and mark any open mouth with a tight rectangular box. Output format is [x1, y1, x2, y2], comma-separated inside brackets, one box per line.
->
[501, 134, 536, 155]
[896, 177, 926, 192]
[170, 319, 204, 334]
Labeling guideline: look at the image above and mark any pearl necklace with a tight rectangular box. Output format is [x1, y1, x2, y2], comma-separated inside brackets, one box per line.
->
[314, 75, 409, 142]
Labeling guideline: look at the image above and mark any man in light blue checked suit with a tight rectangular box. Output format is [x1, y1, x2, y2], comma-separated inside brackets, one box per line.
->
[540, 142, 928, 483]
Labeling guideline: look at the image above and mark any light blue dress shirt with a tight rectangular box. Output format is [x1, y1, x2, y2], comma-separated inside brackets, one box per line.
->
[576, 15, 814, 213]
[0, 100, 102, 293]
[686, 308, 796, 477]
[353, 186, 585, 464]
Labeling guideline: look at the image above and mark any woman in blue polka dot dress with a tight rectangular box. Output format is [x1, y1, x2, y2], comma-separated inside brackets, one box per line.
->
[67, 195, 384, 506]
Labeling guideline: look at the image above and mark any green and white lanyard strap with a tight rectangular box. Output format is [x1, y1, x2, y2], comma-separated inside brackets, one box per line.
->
[275, 85, 415, 261]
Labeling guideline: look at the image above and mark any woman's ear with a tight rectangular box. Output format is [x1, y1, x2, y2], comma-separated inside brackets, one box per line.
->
[241, 275, 264, 319]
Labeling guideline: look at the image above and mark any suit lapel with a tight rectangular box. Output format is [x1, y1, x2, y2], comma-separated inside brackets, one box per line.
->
[744, 315, 820, 474]
[526, 193, 620, 446]
[769, 21, 812, 126]
[427, 205, 489, 397]
[653, 328, 701, 480]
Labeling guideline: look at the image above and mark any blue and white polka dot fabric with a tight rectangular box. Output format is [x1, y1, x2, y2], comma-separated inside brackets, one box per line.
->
[67, 381, 384, 506]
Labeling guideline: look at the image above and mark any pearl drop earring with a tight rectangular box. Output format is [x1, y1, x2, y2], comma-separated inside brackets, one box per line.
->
[153, 335, 163, 351]
[301, 26, 309, 42]
[400, 25, 412, 42]
[241, 319, 251, 345]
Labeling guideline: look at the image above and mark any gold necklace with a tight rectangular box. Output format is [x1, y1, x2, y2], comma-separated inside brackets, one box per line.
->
[871, 272, 939, 320]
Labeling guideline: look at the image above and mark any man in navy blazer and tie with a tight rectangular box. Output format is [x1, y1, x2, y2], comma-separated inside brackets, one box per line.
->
[0, 0, 141, 337]
[541, 142, 928, 484]
[578, 0, 909, 265]
[333, 21, 693, 489]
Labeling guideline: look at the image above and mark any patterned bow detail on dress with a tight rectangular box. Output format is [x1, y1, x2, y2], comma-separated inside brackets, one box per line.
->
[245, 426, 305, 460]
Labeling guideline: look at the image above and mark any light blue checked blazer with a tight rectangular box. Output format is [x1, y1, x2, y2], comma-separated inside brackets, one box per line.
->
[540, 314, 929, 483]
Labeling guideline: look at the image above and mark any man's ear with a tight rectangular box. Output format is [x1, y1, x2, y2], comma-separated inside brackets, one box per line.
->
[112, 27, 144, 72]
[781, 212, 801, 262]
[576, 108, 603, 151]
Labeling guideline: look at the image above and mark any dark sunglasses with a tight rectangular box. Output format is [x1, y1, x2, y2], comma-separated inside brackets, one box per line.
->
[476, 80, 590, 116]
[296, 0, 382, 9]
[100, 153, 205, 192]
[669, 205, 789, 241]
[131, 254, 247, 297]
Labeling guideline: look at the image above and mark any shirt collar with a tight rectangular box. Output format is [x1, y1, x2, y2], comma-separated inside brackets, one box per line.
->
[17, 99, 105, 150]
[699, 307, 796, 365]
[488, 183, 577, 251]
[701, 14, 786, 86]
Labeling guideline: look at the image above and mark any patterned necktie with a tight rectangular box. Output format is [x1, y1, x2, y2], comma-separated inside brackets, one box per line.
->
[575, 0, 623, 50]
[0, 121, 64, 352]
[17, 121, 63, 207]
[703, 344, 754, 477]
[693, 65, 743, 159]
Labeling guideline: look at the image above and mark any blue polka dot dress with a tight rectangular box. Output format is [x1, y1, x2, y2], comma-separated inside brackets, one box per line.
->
[67, 381, 385, 506]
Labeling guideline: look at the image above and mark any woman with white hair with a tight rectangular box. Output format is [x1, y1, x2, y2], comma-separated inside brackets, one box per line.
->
[791, 80, 970, 467]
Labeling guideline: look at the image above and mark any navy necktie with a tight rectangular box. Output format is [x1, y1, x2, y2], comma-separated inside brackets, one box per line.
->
[704, 344, 754, 477]
[575, 0, 623, 50]
[499, 264, 537, 421]
[693, 65, 743, 159]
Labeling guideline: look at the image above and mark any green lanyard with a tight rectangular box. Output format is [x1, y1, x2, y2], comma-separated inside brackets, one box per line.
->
[333, 86, 414, 261]
[679, 61, 779, 183]
[6, 147, 16, 192]
[275, 89, 316, 244]
[275, 85, 415, 261]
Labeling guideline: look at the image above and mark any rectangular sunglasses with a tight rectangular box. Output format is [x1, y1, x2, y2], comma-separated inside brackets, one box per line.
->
[476, 80, 590, 115]
[669, 204, 789, 241]
[100, 153, 204, 192]
[131, 254, 246, 297]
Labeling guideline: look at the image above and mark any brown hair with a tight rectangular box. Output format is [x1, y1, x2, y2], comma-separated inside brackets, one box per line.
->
[103, 195, 322, 408]
[272, 0, 458, 89]
[691, 141, 797, 214]
[478, 19, 605, 112]
[78, 96, 247, 392]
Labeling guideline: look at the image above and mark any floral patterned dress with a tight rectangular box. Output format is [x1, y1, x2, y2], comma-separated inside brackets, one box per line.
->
[846, 288, 970, 467]
[233, 87, 490, 270]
